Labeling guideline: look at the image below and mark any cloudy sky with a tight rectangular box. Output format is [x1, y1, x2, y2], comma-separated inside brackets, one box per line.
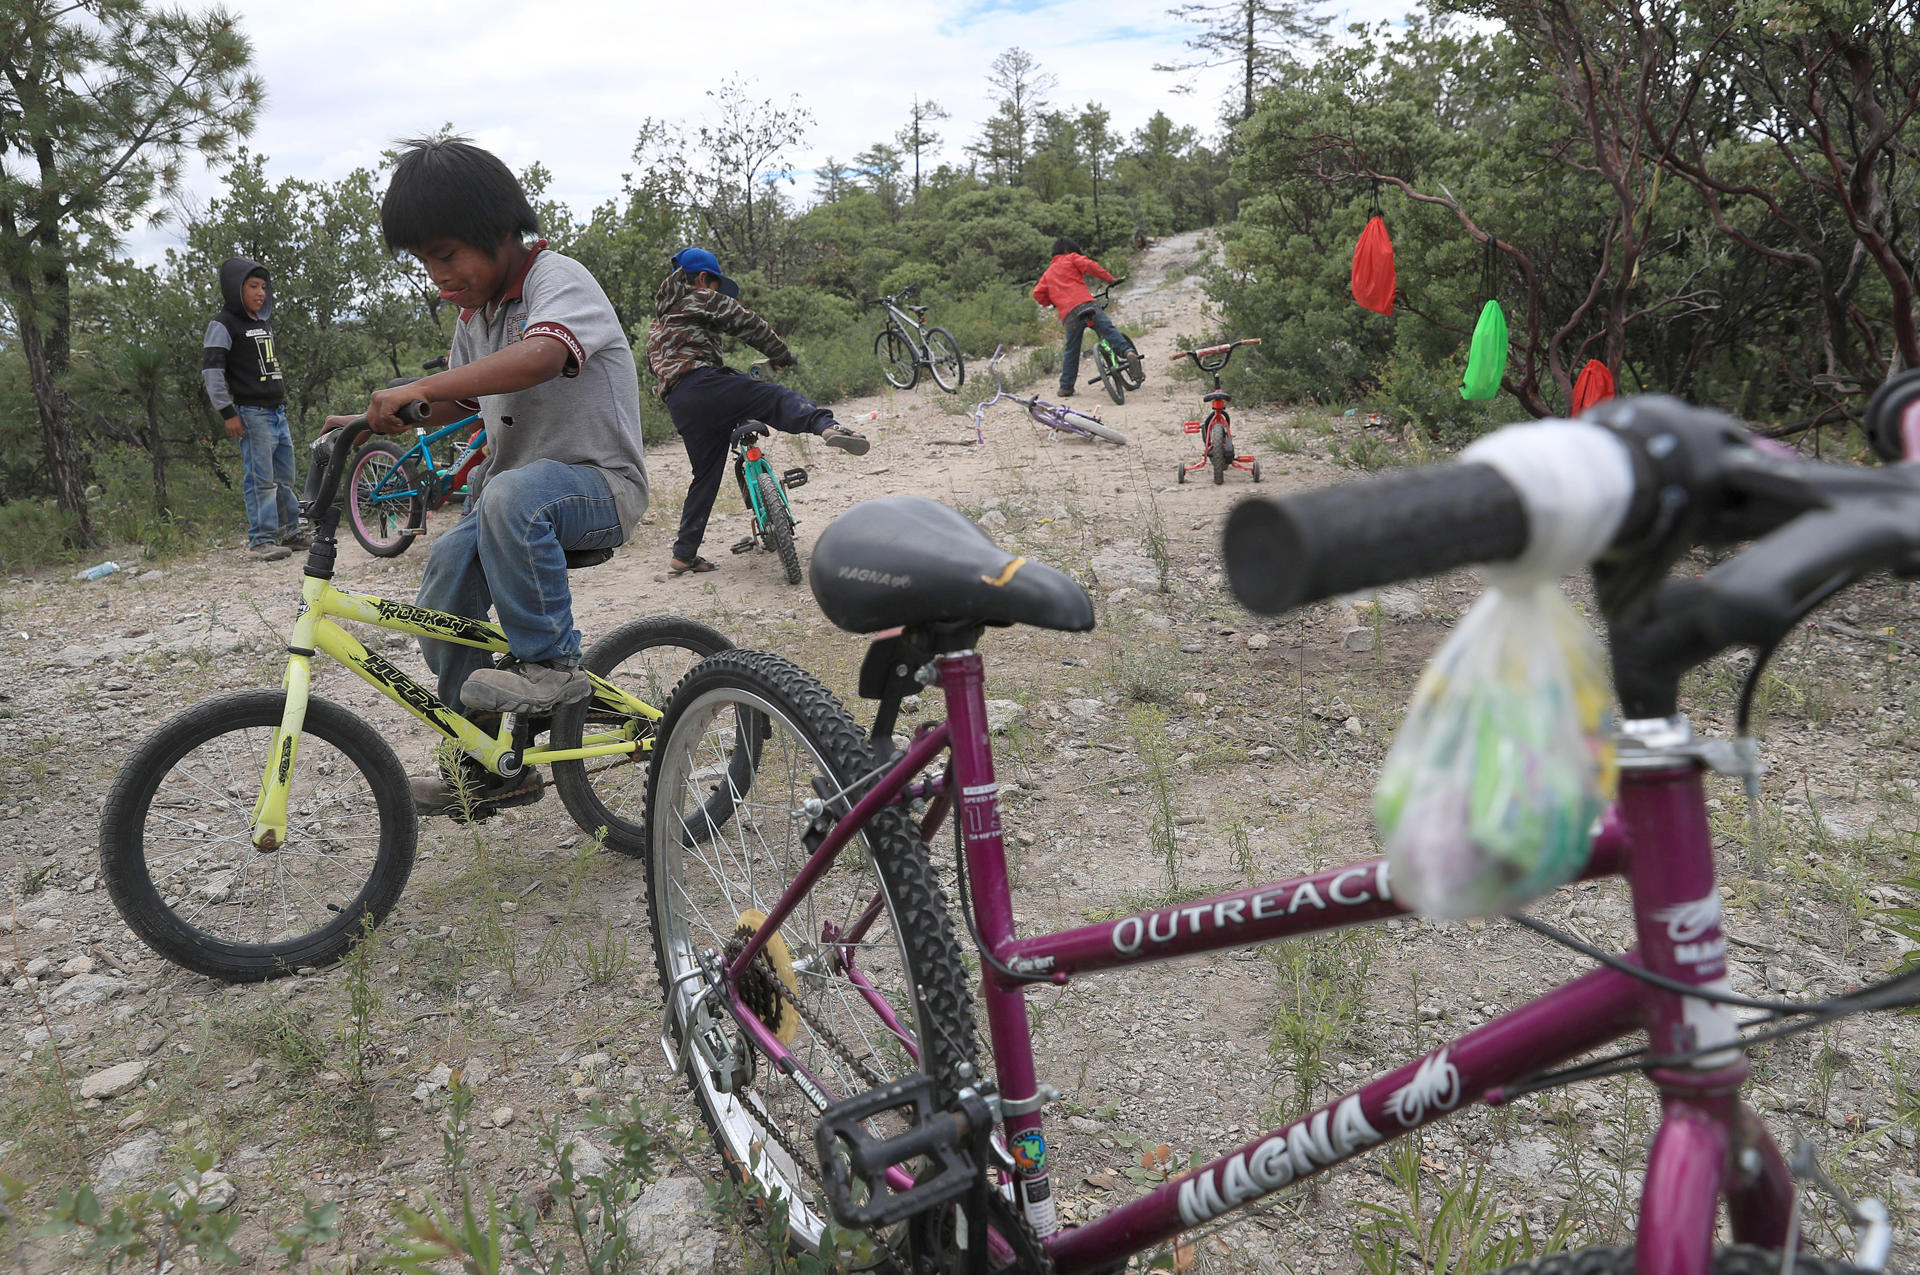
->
[148, 0, 1406, 253]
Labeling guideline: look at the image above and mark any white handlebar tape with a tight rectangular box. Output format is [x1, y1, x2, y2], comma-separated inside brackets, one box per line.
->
[1462, 420, 1636, 582]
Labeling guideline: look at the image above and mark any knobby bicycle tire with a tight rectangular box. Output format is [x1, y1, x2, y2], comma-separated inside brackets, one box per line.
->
[924, 327, 966, 393]
[1214, 426, 1233, 485]
[1492, 1246, 1863, 1275]
[876, 326, 919, 390]
[551, 616, 735, 857]
[100, 690, 416, 981]
[1095, 344, 1126, 405]
[756, 469, 803, 584]
[644, 649, 977, 1258]
[347, 441, 425, 558]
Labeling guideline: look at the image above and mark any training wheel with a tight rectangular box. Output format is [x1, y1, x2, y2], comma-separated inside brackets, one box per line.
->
[1176, 465, 1187, 484]
[1251, 461, 1261, 483]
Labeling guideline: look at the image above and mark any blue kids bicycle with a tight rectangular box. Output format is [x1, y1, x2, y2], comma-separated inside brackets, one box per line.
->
[725, 362, 811, 584]
[344, 357, 486, 558]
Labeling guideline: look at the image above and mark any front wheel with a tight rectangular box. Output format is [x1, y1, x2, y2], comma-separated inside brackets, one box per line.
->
[875, 327, 918, 390]
[923, 327, 966, 393]
[551, 617, 735, 856]
[346, 442, 425, 558]
[645, 649, 978, 1259]
[100, 691, 416, 981]
[1079, 416, 1128, 445]
[756, 469, 803, 585]
[1492, 1247, 1864, 1275]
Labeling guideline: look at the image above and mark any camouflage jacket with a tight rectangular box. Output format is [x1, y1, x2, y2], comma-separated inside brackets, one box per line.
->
[644, 269, 792, 398]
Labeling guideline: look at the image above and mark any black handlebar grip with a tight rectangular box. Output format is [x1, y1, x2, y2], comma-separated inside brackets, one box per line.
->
[1224, 463, 1529, 615]
[396, 399, 431, 424]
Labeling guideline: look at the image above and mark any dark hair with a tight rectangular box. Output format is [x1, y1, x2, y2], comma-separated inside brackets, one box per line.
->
[381, 137, 539, 254]
[1052, 236, 1081, 256]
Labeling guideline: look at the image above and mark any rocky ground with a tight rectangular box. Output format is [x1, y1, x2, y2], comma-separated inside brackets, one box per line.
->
[5, 229, 1920, 1273]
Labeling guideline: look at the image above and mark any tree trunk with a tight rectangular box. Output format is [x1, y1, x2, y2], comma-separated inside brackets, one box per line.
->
[14, 295, 92, 542]
[1244, 1, 1256, 121]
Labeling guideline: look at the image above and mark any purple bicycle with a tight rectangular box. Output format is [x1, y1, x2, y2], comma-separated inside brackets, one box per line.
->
[640, 382, 1920, 1275]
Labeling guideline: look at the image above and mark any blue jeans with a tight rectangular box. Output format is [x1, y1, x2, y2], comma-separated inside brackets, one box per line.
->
[415, 460, 625, 710]
[236, 404, 300, 546]
[1059, 304, 1136, 393]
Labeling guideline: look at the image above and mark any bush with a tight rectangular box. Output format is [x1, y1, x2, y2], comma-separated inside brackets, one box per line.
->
[1371, 346, 1510, 448]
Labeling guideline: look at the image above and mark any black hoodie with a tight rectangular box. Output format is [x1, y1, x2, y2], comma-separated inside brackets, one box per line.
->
[201, 257, 285, 414]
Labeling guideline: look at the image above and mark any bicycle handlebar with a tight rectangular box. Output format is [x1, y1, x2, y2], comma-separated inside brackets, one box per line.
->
[1224, 395, 1920, 713]
[1173, 338, 1262, 364]
[301, 401, 432, 521]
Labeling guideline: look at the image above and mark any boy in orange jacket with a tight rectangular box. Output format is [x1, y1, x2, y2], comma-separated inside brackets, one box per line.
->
[1032, 237, 1141, 396]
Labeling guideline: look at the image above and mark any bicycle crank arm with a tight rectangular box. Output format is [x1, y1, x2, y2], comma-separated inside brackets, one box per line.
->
[815, 1072, 986, 1229]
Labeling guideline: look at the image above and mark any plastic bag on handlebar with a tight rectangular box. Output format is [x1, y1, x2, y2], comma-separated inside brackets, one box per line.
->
[1373, 577, 1616, 919]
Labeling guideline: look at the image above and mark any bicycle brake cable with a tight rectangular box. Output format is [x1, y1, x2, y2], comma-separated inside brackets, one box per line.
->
[953, 819, 1054, 986]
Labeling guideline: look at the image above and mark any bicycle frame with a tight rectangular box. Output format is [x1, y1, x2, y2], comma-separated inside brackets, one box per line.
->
[733, 437, 801, 538]
[360, 411, 484, 512]
[724, 648, 1796, 1275]
[247, 574, 656, 850]
[970, 346, 1114, 445]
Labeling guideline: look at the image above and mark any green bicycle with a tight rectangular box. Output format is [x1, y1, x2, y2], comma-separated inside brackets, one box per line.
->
[725, 362, 811, 585]
[99, 407, 737, 982]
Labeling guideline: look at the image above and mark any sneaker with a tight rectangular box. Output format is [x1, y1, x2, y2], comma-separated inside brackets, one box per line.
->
[1125, 351, 1144, 379]
[1057, 387, 1075, 398]
[410, 756, 545, 821]
[247, 542, 292, 562]
[460, 658, 593, 714]
[819, 425, 871, 456]
[280, 530, 313, 550]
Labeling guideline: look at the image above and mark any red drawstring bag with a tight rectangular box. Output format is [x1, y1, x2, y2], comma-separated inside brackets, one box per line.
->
[1570, 360, 1615, 415]
[1351, 216, 1395, 316]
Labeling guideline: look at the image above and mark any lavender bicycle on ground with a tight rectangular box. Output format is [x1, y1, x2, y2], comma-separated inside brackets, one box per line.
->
[968, 346, 1127, 447]
[639, 381, 1920, 1274]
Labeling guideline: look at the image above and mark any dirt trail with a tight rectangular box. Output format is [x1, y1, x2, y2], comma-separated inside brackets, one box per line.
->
[5, 228, 1920, 1271]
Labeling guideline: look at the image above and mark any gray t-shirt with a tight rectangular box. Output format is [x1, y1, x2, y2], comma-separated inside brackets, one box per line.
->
[450, 245, 650, 529]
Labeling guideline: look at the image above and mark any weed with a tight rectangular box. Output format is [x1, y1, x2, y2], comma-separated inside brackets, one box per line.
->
[1083, 883, 1223, 923]
[216, 1002, 329, 1080]
[1224, 812, 1258, 886]
[1266, 927, 1378, 1120]
[440, 1068, 476, 1190]
[1354, 1136, 1573, 1275]
[1133, 706, 1182, 892]
[37, 1150, 244, 1271]
[1141, 488, 1173, 595]
[19, 867, 46, 897]
[343, 913, 381, 1088]
[1264, 425, 1303, 455]
[577, 920, 631, 986]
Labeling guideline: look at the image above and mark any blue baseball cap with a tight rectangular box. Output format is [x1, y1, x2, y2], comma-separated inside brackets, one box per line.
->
[671, 247, 740, 298]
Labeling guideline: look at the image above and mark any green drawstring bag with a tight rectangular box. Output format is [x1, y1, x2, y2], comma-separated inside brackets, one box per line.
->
[1460, 299, 1507, 400]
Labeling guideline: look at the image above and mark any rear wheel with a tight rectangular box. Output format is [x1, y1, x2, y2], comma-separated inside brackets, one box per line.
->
[876, 327, 918, 390]
[756, 470, 803, 585]
[100, 691, 416, 981]
[1213, 427, 1233, 484]
[551, 617, 734, 856]
[1078, 416, 1128, 445]
[1094, 343, 1126, 405]
[923, 327, 965, 393]
[645, 650, 977, 1258]
[347, 442, 424, 558]
[1491, 1246, 1862, 1275]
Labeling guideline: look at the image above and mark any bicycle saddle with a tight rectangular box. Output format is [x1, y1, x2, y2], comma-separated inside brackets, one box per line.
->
[809, 497, 1094, 635]
[908, 305, 929, 316]
[730, 421, 770, 446]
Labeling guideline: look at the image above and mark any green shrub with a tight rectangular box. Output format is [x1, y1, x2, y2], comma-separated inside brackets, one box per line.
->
[1372, 346, 1509, 448]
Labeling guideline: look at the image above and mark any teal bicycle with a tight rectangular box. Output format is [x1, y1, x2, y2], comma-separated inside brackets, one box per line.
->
[346, 357, 485, 558]
[726, 363, 810, 584]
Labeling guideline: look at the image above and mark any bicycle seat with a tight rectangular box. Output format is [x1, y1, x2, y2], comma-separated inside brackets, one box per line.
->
[908, 305, 929, 316]
[731, 421, 770, 446]
[809, 497, 1094, 635]
[1204, 391, 1232, 404]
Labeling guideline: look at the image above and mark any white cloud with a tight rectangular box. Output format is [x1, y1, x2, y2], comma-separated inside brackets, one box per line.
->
[137, 0, 1412, 260]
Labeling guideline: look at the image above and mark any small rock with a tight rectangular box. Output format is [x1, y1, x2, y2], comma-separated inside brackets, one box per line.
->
[1249, 746, 1276, 762]
[555, 1133, 610, 1178]
[1065, 698, 1103, 721]
[1343, 716, 1363, 736]
[977, 508, 1008, 529]
[620, 1178, 720, 1274]
[492, 1106, 515, 1129]
[1068, 1115, 1099, 1134]
[23, 957, 51, 980]
[576, 1051, 612, 1077]
[80, 1060, 150, 1100]
[167, 1169, 236, 1213]
[1185, 691, 1208, 707]
[984, 699, 1027, 734]
[1341, 626, 1374, 653]
[59, 954, 95, 976]
[1246, 633, 1270, 650]
[94, 1132, 167, 1191]
[48, 974, 132, 1005]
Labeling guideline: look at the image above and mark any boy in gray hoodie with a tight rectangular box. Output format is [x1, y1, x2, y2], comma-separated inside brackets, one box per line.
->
[203, 258, 304, 560]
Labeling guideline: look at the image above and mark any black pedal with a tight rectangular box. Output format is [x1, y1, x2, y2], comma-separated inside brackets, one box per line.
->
[730, 537, 758, 555]
[782, 467, 809, 490]
[815, 1073, 976, 1229]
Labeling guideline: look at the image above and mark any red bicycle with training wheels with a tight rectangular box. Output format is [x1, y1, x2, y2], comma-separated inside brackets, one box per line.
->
[1175, 337, 1261, 485]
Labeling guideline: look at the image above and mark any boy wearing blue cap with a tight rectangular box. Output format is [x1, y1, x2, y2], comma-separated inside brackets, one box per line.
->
[646, 248, 869, 575]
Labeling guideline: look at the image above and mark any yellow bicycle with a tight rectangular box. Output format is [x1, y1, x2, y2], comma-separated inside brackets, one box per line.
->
[100, 409, 733, 981]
